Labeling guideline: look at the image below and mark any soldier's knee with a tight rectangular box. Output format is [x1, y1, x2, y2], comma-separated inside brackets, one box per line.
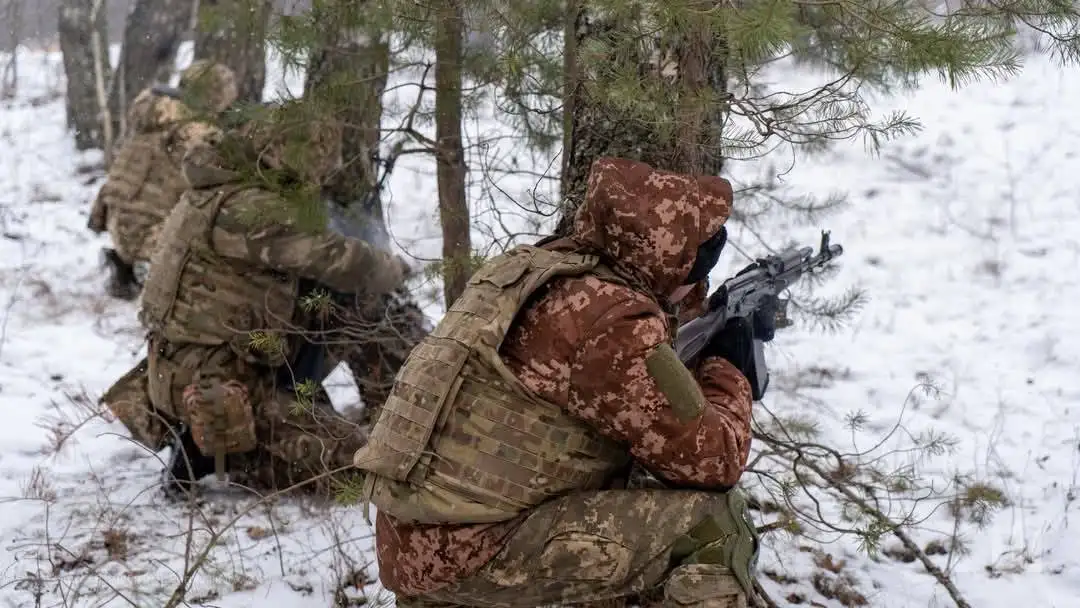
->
[664, 564, 747, 608]
[671, 491, 759, 596]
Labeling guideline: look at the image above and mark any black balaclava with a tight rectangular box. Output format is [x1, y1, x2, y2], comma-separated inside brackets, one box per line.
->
[683, 225, 727, 285]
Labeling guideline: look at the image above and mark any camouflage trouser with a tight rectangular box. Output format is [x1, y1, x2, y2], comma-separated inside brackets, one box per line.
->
[395, 489, 758, 608]
[146, 338, 367, 495]
[106, 208, 162, 266]
[100, 356, 167, 449]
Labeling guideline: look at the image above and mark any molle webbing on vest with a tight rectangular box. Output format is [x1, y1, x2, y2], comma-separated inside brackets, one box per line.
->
[139, 187, 297, 364]
[417, 361, 623, 512]
[102, 135, 158, 207]
[140, 188, 230, 340]
[354, 246, 629, 523]
[361, 336, 468, 480]
[140, 188, 222, 336]
[104, 131, 189, 219]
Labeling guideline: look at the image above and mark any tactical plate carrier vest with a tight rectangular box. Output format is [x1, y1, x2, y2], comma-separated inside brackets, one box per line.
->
[100, 127, 191, 262]
[354, 245, 633, 524]
[139, 186, 298, 367]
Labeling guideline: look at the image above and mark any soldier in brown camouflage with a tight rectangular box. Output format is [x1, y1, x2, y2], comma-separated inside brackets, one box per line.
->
[353, 157, 759, 607]
[88, 60, 239, 300]
[99, 101, 410, 495]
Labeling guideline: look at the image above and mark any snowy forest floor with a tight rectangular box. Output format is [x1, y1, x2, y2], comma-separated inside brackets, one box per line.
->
[1, 44, 1079, 607]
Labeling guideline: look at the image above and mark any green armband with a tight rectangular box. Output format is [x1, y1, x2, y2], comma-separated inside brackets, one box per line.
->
[645, 343, 706, 423]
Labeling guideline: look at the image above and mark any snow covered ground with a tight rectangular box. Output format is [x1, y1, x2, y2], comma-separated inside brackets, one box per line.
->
[1, 41, 1079, 607]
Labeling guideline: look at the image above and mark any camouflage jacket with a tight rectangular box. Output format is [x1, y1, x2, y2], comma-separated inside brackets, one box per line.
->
[139, 137, 405, 365]
[375, 157, 755, 596]
[87, 88, 199, 259]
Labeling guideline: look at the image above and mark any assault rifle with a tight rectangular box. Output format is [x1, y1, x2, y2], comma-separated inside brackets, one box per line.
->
[675, 231, 845, 399]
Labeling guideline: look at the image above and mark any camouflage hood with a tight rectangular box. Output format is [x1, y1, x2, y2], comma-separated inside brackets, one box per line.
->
[571, 157, 734, 297]
[127, 87, 193, 135]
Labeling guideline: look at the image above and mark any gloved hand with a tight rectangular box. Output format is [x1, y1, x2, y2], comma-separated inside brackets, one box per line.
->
[700, 315, 771, 400]
[700, 316, 755, 378]
[700, 261, 780, 400]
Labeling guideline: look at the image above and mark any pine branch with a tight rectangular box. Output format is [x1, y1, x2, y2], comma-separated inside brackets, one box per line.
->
[753, 430, 974, 608]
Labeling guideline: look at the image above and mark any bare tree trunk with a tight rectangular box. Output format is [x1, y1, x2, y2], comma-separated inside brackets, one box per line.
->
[1, 0, 21, 99]
[304, 0, 428, 420]
[434, 0, 470, 308]
[193, 0, 272, 102]
[557, 0, 726, 234]
[89, 0, 112, 159]
[58, 0, 110, 150]
[109, 0, 194, 148]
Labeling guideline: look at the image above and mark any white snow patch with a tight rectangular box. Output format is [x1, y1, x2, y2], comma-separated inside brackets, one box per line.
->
[0, 41, 1077, 607]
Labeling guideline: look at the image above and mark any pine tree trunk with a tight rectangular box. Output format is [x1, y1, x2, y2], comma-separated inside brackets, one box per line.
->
[58, 0, 110, 151]
[193, 0, 271, 102]
[304, 1, 388, 227]
[304, 0, 429, 420]
[434, 0, 470, 308]
[109, 0, 194, 148]
[557, 0, 726, 234]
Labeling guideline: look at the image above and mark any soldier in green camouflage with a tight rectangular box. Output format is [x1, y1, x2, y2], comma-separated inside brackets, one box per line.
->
[88, 60, 239, 300]
[99, 101, 410, 496]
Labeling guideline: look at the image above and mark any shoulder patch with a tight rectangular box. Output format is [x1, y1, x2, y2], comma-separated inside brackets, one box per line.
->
[645, 342, 706, 423]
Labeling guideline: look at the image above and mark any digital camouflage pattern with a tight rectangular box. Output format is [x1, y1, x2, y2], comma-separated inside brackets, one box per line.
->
[372, 157, 756, 604]
[101, 104, 406, 492]
[571, 157, 732, 296]
[182, 376, 258, 458]
[353, 246, 631, 525]
[101, 340, 371, 492]
[88, 89, 198, 267]
[387, 490, 754, 608]
[87, 63, 239, 271]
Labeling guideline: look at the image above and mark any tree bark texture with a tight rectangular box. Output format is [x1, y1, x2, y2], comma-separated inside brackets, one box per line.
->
[557, 0, 727, 235]
[58, 0, 110, 150]
[303, 1, 389, 223]
[110, 0, 194, 145]
[434, 0, 470, 309]
[193, 0, 272, 102]
[304, 0, 428, 421]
